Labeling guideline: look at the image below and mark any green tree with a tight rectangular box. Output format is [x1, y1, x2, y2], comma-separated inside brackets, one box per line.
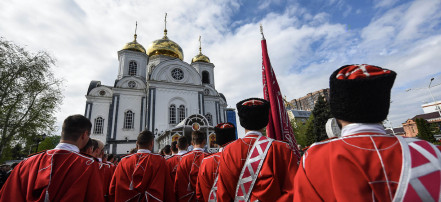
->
[0, 38, 63, 157]
[416, 118, 436, 143]
[292, 115, 314, 147]
[311, 95, 332, 142]
[37, 135, 61, 152]
[304, 115, 316, 146]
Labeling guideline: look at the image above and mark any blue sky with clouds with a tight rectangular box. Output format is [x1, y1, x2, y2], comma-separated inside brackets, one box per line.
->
[0, 0, 440, 137]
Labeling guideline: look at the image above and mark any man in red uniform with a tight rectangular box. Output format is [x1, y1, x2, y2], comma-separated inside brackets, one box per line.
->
[109, 130, 174, 202]
[0, 114, 104, 201]
[216, 98, 299, 201]
[294, 64, 441, 201]
[175, 131, 209, 201]
[196, 122, 237, 201]
[166, 136, 189, 186]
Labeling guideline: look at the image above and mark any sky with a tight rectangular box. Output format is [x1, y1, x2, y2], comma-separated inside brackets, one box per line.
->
[1, 0, 441, 138]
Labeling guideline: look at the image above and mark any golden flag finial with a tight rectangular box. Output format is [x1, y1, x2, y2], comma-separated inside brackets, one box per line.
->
[134, 21, 138, 41]
[164, 13, 168, 38]
[198, 36, 202, 54]
[260, 23, 265, 40]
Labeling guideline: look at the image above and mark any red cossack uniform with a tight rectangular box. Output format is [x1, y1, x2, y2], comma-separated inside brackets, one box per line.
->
[175, 148, 209, 202]
[217, 131, 299, 201]
[294, 124, 441, 201]
[0, 143, 104, 202]
[109, 149, 174, 202]
[196, 153, 220, 201]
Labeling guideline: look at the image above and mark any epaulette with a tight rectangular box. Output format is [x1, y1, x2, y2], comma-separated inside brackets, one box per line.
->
[27, 150, 47, 158]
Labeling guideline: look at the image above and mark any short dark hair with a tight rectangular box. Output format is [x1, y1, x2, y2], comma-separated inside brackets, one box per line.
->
[137, 130, 154, 148]
[80, 138, 94, 153]
[191, 131, 206, 145]
[163, 145, 171, 155]
[171, 141, 178, 153]
[91, 139, 99, 152]
[177, 136, 188, 150]
[61, 115, 92, 142]
[108, 154, 115, 161]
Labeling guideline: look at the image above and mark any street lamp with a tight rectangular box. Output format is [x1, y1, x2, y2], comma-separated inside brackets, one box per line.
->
[406, 77, 441, 117]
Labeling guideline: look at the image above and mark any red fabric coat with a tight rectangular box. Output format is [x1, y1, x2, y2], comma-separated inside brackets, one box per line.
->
[294, 133, 403, 201]
[217, 133, 298, 201]
[108, 152, 174, 202]
[166, 154, 182, 187]
[175, 150, 209, 202]
[0, 149, 104, 202]
[100, 162, 115, 200]
[196, 153, 220, 202]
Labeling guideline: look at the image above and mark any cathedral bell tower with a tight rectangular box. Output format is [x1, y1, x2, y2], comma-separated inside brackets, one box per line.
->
[117, 22, 149, 81]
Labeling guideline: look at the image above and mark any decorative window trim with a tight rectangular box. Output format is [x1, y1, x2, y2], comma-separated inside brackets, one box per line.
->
[202, 71, 210, 84]
[129, 61, 137, 76]
[123, 110, 135, 129]
[171, 68, 184, 80]
[169, 105, 176, 124]
[178, 105, 186, 122]
[93, 117, 104, 134]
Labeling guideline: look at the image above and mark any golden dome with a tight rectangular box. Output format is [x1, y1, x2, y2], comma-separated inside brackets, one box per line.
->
[122, 34, 146, 53]
[192, 53, 210, 63]
[191, 36, 210, 63]
[146, 34, 184, 60]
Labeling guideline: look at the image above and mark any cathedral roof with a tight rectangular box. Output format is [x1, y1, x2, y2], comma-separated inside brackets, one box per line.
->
[146, 29, 184, 60]
[192, 53, 210, 63]
[122, 34, 146, 54]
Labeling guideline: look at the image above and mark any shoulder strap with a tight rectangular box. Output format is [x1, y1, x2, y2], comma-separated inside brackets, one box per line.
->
[234, 135, 274, 202]
[394, 136, 441, 202]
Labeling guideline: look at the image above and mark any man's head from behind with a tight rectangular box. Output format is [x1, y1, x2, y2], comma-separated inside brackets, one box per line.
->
[191, 131, 206, 148]
[177, 136, 188, 151]
[92, 139, 104, 159]
[136, 130, 155, 151]
[329, 64, 396, 125]
[80, 138, 94, 155]
[236, 98, 270, 131]
[215, 122, 237, 147]
[61, 115, 92, 149]
[171, 141, 178, 154]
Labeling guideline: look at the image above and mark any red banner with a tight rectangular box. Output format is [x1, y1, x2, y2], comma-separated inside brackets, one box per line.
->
[261, 39, 301, 161]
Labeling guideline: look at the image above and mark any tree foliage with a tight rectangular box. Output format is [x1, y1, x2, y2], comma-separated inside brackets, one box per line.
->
[292, 115, 314, 148]
[37, 135, 61, 152]
[416, 118, 436, 143]
[311, 95, 332, 142]
[0, 38, 63, 157]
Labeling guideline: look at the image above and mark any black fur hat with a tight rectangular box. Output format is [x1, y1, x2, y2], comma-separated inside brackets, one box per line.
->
[330, 64, 396, 123]
[236, 98, 270, 130]
[214, 122, 236, 146]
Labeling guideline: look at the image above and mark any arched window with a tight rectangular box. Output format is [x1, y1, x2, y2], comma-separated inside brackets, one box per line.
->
[129, 61, 137, 76]
[169, 105, 176, 124]
[124, 110, 134, 129]
[205, 113, 213, 126]
[202, 71, 210, 84]
[178, 105, 186, 122]
[93, 117, 104, 134]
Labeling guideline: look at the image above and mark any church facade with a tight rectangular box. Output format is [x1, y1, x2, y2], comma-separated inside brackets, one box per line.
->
[84, 28, 231, 154]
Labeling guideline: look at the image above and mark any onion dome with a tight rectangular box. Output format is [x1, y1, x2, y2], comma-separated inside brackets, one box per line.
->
[192, 50, 210, 63]
[122, 34, 146, 53]
[192, 36, 210, 63]
[146, 29, 184, 60]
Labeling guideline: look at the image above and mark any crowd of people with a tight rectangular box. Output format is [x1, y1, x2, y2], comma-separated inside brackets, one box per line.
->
[0, 64, 440, 201]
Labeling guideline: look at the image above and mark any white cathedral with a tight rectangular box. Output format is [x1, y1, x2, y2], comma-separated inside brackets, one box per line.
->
[84, 25, 233, 155]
